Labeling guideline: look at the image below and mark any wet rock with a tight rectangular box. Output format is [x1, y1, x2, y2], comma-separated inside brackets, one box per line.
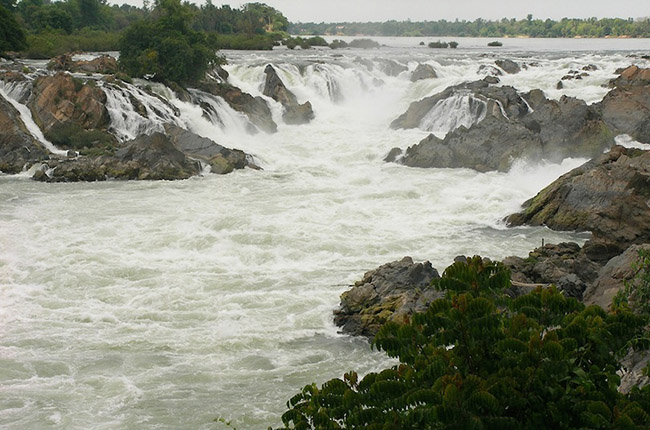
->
[333, 257, 441, 338]
[262, 64, 314, 125]
[0, 92, 50, 173]
[410, 63, 437, 82]
[47, 53, 118, 74]
[597, 65, 650, 143]
[506, 146, 650, 250]
[375, 58, 408, 77]
[197, 80, 277, 133]
[495, 59, 520, 74]
[477, 64, 503, 77]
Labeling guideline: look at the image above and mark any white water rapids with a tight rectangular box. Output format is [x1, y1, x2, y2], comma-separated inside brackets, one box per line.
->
[1, 37, 648, 429]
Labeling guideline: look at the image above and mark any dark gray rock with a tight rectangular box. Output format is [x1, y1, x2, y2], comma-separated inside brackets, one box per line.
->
[495, 59, 521, 74]
[410, 64, 438, 82]
[375, 58, 408, 77]
[333, 257, 441, 338]
[506, 146, 650, 250]
[262, 65, 314, 125]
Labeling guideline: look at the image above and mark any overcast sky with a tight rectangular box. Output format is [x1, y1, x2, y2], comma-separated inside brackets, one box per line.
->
[136, 0, 648, 22]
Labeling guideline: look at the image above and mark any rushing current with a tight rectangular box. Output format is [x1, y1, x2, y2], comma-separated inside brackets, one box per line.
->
[1, 37, 648, 429]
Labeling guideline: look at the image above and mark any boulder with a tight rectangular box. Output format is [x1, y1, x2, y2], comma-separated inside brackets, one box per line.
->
[389, 83, 613, 172]
[29, 72, 111, 134]
[495, 59, 520, 74]
[47, 53, 119, 74]
[333, 257, 441, 338]
[506, 146, 650, 250]
[375, 58, 408, 77]
[477, 64, 503, 77]
[0, 93, 50, 173]
[597, 65, 650, 143]
[410, 63, 437, 82]
[197, 80, 277, 134]
[262, 64, 314, 125]
[582, 244, 650, 310]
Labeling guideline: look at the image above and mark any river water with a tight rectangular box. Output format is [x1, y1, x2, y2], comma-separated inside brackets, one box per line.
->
[1, 37, 648, 429]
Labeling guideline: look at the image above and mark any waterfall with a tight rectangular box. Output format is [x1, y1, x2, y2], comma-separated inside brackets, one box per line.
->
[101, 81, 184, 142]
[0, 82, 68, 156]
[185, 89, 253, 135]
[419, 93, 487, 134]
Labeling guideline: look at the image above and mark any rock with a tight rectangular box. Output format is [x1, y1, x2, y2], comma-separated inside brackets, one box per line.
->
[375, 58, 408, 77]
[333, 257, 441, 338]
[0, 92, 50, 173]
[389, 82, 613, 172]
[384, 147, 403, 163]
[477, 64, 503, 77]
[483, 76, 500, 85]
[495, 59, 520, 74]
[390, 80, 529, 130]
[597, 65, 650, 143]
[197, 80, 277, 133]
[503, 242, 600, 300]
[410, 63, 437, 82]
[262, 64, 314, 125]
[47, 53, 118, 74]
[582, 64, 598, 72]
[164, 124, 251, 174]
[354, 57, 374, 71]
[506, 146, 650, 250]
[29, 72, 110, 134]
[34, 132, 201, 182]
[556, 81, 563, 89]
[582, 244, 650, 310]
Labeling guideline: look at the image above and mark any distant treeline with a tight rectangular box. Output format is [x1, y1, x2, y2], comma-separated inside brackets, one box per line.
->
[1, 0, 289, 58]
[290, 16, 650, 38]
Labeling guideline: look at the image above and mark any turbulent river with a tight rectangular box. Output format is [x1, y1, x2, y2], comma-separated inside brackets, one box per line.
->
[1, 37, 648, 429]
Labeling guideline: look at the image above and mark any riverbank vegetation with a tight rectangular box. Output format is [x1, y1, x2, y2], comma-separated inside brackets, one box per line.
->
[291, 15, 650, 38]
[280, 256, 650, 429]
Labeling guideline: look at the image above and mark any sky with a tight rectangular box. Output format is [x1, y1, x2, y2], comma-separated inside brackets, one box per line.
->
[117, 0, 649, 22]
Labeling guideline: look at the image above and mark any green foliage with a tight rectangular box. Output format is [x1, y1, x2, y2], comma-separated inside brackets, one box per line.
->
[45, 122, 116, 154]
[280, 257, 650, 429]
[488, 41, 503, 47]
[614, 249, 650, 316]
[118, 0, 219, 85]
[348, 38, 380, 49]
[0, 4, 27, 54]
[428, 40, 449, 48]
[329, 39, 348, 49]
[208, 33, 277, 50]
[23, 29, 119, 59]
[290, 17, 650, 38]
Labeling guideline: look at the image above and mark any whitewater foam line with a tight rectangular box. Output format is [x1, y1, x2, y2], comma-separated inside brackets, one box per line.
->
[0, 85, 68, 157]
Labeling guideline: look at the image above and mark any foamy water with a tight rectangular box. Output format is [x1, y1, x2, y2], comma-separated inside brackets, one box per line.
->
[1, 38, 647, 429]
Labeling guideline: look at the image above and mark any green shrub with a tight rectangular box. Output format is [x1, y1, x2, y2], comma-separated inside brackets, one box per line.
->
[280, 256, 650, 429]
[45, 122, 116, 153]
[208, 33, 276, 50]
[305, 36, 328, 47]
[428, 40, 448, 48]
[488, 41, 503, 46]
[329, 39, 348, 49]
[448, 41, 458, 48]
[348, 38, 380, 49]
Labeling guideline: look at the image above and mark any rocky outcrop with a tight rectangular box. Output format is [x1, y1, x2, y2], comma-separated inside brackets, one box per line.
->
[375, 58, 408, 77]
[410, 64, 437, 82]
[506, 146, 650, 252]
[29, 72, 111, 134]
[0, 93, 50, 173]
[197, 80, 277, 134]
[389, 81, 613, 172]
[597, 65, 650, 143]
[333, 257, 441, 337]
[33, 126, 256, 181]
[262, 64, 314, 125]
[47, 53, 118, 75]
[164, 124, 255, 174]
[495, 59, 520, 74]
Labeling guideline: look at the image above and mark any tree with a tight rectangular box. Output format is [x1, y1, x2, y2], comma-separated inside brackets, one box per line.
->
[0, 4, 27, 54]
[280, 257, 650, 429]
[118, 0, 220, 85]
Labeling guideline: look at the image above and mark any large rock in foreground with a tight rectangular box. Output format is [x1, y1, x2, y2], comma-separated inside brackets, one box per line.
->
[263, 65, 314, 125]
[333, 257, 441, 337]
[506, 146, 650, 252]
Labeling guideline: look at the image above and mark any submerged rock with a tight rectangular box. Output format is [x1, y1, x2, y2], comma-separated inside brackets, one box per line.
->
[506, 146, 650, 251]
[333, 257, 441, 338]
[262, 64, 314, 125]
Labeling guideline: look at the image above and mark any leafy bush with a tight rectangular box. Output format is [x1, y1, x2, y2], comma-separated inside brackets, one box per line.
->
[45, 122, 116, 153]
[208, 33, 277, 50]
[448, 41, 458, 48]
[428, 40, 448, 48]
[305, 36, 328, 46]
[0, 4, 27, 54]
[488, 41, 503, 47]
[329, 39, 348, 49]
[24, 30, 120, 59]
[119, 0, 220, 85]
[280, 256, 650, 429]
[614, 249, 650, 316]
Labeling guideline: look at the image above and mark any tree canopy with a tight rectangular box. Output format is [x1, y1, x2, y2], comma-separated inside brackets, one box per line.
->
[0, 4, 27, 54]
[118, 0, 220, 85]
[280, 256, 650, 429]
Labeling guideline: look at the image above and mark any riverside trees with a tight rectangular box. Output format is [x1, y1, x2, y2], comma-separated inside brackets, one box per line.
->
[280, 257, 650, 429]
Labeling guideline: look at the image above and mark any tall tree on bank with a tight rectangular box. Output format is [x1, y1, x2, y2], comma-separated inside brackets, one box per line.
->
[0, 0, 27, 55]
[118, 0, 220, 85]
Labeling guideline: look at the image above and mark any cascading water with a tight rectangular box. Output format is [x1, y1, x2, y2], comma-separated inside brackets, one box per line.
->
[1, 39, 648, 430]
[418, 92, 488, 133]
